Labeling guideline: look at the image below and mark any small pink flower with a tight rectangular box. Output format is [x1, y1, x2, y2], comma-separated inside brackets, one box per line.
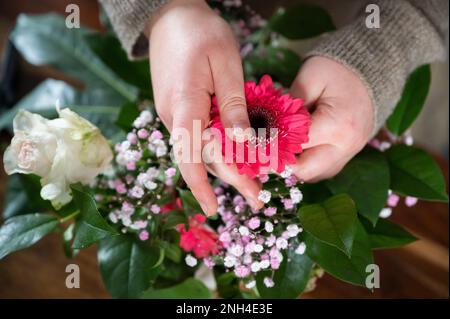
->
[264, 207, 277, 217]
[281, 199, 294, 210]
[234, 265, 251, 278]
[139, 230, 149, 241]
[387, 193, 400, 207]
[115, 183, 127, 194]
[127, 133, 138, 144]
[248, 217, 260, 230]
[126, 162, 136, 170]
[150, 204, 161, 214]
[405, 196, 418, 207]
[137, 129, 149, 139]
[165, 167, 177, 178]
[150, 130, 163, 140]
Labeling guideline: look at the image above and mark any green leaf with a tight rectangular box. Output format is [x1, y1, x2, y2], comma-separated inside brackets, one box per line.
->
[256, 245, 313, 298]
[268, 4, 335, 39]
[71, 184, 117, 249]
[361, 218, 417, 249]
[159, 240, 182, 263]
[305, 221, 373, 286]
[141, 278, 212, 299]
[244, 46, 301, 87]
[215, 272, 241, 299]
[326, 149, 390, 225]
[387, 65, 431, 135]
[10, 14, 138, 101]
[115, 101, 141, 132]
[62, 223, 79, 258]
[98, 235, 161, 298]
[0, 79, 122, 138]
[386, 145, 448, 201]
[85, 33, 152, 98]
[178, 189, 202, 215]
[2, 175, 29, 219]
[298, 194, 357, 256]
[0, 213, 59, 259]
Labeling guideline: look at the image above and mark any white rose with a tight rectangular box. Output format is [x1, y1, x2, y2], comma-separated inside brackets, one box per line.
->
[3, 107, 112, 209]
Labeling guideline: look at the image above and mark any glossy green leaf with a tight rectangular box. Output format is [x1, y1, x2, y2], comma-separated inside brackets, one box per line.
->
[305, 221, 373, 286]
[141, 278, 212, 299]
[256, 244, 313, 298]
[85, 33, 152, 97]
[0, 79, 122, 138]
[298, 194, 357, 256]
[361, 218, 417, 249]
[2, 175, 29, 219]
[244, 46, 301, 87]
[326, 148, 390, 225]
[386, 145, 448, 201]
[71, 184, 117, 249]
[10, 13, 138, 101]
[115, 101, 141, 132]
[98, 235, 161, 298]
[178, 189, 202, 215]
[0, 213, 59, 259]
[268, 4, 335, 39]
[159, 240, 182, 263]
[387, 65, 431, 135]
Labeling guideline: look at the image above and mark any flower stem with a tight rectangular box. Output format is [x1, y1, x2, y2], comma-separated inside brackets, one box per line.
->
[59, 210, 80, 223]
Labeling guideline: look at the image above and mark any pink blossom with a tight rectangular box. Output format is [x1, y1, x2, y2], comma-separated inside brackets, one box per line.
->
[405, 196, 418, 207]
[281, 199, 294, 210]
[264, 207, 277, 217]
[150, 130, 163, 140]
[150, 204, 161, 214]
[126, 162, 136, 170]
[387, 193, 400, 207]
[234, 265, 251, 278]
[165, 167, 177, 178]
[139, 230, 149, 241]
[248, 217, 260, 230]
[137, 129, 149, 139]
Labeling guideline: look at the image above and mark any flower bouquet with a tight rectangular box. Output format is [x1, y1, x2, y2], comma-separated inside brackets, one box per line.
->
[0, 1, 447, 299]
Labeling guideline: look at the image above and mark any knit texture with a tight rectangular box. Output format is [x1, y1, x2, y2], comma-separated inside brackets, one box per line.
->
[305, 0, 448, 136]
[99, 0, 169, 60]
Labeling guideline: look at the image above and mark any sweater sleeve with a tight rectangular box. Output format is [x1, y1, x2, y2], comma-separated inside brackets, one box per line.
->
[99, 0, 169, 60]
[305, 0, 449, 136]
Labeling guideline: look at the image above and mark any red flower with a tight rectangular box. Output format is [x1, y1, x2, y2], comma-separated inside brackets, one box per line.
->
[210, 75, 310, 178]
[177, 214, 221, 258]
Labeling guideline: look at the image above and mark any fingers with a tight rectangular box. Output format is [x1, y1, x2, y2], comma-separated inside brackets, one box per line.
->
[301, 103, 341, 149]
[171, 96, 218, 216]
[209, 36, 251, 141]
[203, 134, 263, 209]
[291, 144, 343, 182]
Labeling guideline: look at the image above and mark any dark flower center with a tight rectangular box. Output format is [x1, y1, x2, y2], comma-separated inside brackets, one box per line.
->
[248, 107, 277, 144]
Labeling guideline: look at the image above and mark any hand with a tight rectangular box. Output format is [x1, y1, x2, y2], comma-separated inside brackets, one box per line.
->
[148, 0, 262, 215]
[290, 56, 374, 182]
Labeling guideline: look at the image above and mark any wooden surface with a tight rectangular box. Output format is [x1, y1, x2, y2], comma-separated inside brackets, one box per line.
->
[0, 156, 447, 299]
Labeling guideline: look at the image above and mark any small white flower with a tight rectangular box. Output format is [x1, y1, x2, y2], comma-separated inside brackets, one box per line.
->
[108, 212, 118, 224]
[224, 255, 237, 268]
[144, 180, 157, 190]
[130, 186, 144, 198]
[258, 190, 271, 203]
[379, 141, 391, 152]
[185, 254, 198, 267]
[276, 237, 288, 250]
[286, 224, 301, 237]
[280, 165, 293, 178]
[265, 221, 274, 233]
[295, 242, 306, 255]
[259, 260, 270, 269]
[251, 262, 261, 272]
[379, 207, 392, 218]
[245, 280, 256, 289]
[239, 226, 250, 236]
[290, 187, 303, 204]
[229, 244, 244, 257]
[404, 135, 414, 146]
[263, 277, 274, 288]
[253, 244, 264, 253]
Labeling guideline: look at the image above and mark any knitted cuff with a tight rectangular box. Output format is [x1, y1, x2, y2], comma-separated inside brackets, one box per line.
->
[99, 0, 169, 60]
[305, 0, 447, 136]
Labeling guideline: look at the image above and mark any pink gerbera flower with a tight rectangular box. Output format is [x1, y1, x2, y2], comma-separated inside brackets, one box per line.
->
[210, 75, 310, 178]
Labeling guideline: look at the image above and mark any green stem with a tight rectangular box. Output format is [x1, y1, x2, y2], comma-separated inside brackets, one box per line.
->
[59, 210, 80, 223]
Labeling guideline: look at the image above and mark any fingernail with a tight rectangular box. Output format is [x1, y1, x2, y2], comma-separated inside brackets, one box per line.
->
[247, 198, 262, 210]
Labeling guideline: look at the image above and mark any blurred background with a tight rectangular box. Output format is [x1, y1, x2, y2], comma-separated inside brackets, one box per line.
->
[0, 0, 448, 298]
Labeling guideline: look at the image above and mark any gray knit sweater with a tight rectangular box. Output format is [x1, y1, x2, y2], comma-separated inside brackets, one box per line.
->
[99, 0, 448, 133]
